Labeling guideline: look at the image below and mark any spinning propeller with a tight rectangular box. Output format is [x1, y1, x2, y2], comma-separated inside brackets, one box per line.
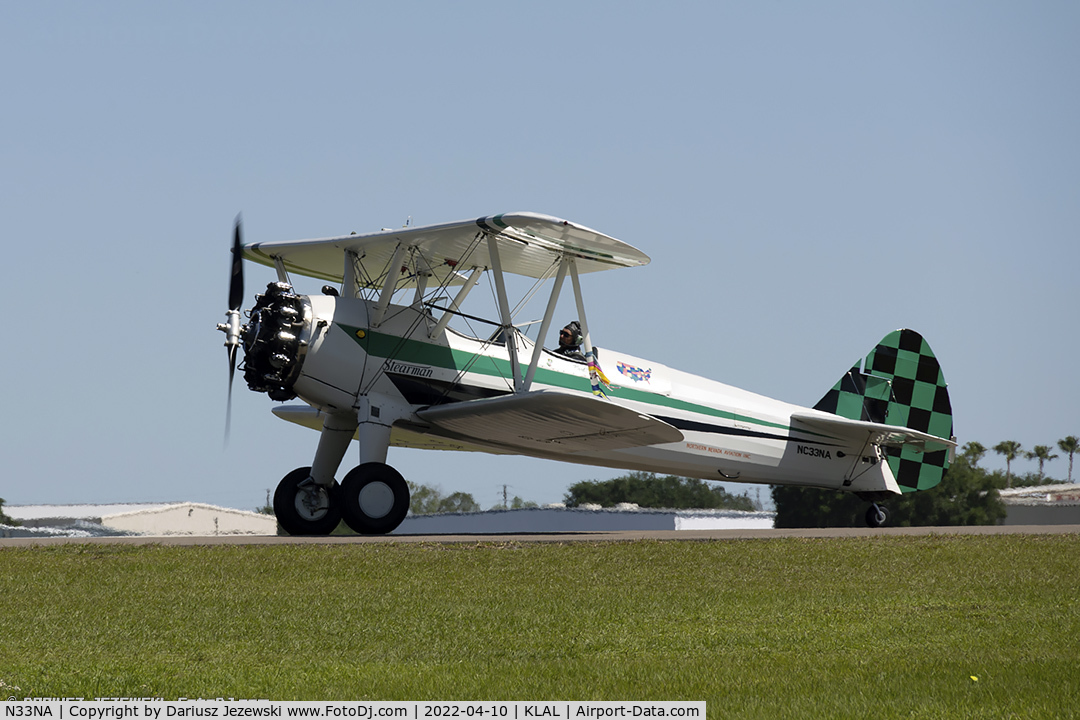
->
[219, 215, 245, 442]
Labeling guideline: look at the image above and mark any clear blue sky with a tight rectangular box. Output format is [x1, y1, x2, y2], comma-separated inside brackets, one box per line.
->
[3, 2, 1077, 511]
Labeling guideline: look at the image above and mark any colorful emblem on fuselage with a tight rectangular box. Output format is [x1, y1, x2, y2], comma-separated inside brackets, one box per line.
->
[617, 361, 651, 383]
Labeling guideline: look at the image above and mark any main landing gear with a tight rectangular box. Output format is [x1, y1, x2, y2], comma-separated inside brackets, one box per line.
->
[273, 462, 411, 536]
[271, 401, 411, 536]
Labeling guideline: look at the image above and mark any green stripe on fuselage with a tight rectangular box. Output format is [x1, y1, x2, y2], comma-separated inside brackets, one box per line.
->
[341, 324, 800, 437]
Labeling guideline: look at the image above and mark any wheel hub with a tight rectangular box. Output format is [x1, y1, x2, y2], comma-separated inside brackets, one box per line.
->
[294, 484, 330, 521]
[358, 481, 395, 519]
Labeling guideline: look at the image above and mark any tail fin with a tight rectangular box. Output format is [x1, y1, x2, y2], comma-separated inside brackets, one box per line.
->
[814, 329, 953, 492]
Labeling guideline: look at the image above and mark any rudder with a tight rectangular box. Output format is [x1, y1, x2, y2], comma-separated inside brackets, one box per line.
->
[814, 329, 953, 492]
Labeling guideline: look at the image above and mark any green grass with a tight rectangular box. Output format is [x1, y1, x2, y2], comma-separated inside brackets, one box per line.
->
[2, 536, 1078, 718]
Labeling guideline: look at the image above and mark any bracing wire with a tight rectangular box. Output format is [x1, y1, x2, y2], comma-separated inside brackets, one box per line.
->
[359, 231, 512, 396]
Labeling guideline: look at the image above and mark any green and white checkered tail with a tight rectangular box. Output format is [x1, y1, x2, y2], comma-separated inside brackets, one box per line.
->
[813, 329, 953, 492]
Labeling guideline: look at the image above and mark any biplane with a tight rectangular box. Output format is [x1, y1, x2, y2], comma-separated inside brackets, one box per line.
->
[218, 212, 955, 534]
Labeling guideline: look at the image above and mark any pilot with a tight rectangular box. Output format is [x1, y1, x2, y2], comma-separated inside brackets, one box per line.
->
[555, 321, 586, 361]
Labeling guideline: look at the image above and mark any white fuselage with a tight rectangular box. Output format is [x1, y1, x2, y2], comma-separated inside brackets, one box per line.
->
[280, 295, 893, 494]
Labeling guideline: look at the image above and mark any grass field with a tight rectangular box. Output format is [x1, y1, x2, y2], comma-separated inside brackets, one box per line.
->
[2, 535, 1078, 718]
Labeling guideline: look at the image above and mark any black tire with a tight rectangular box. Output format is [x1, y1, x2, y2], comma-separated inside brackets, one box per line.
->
[273, 466, 341, 536]
[339, 462, 410, 535]
[865, 504, 890, 528]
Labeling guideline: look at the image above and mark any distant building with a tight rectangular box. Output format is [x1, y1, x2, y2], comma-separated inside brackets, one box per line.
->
[102, 503, 277, 535]
[999, 484, 1080, 525]
[396, 505, 775, 534]
[4, 503, 774, 538]
[3, 502, 277, 538]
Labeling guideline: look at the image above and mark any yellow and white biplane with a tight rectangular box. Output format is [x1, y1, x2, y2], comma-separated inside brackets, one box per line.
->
[218, 212, 955, 533]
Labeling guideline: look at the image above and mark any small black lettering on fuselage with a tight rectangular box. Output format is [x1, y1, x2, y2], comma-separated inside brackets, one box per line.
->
[797, 445, 832, 460]
[384, 360, 434, 378]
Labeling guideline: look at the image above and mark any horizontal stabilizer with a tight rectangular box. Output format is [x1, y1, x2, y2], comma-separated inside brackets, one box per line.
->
[791, 411, 956, 455]
[417, 389, 683, 454]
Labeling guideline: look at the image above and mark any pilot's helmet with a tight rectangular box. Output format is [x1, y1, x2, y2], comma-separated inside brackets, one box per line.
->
[562, 321, 582, 346]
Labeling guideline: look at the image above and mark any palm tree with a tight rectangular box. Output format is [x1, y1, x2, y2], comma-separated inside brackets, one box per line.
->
[993, 440, 1023, 488]
[1058, 436, 1079, 483]
[961, 441, 987, 467]
[1025, 445, 1058, 481]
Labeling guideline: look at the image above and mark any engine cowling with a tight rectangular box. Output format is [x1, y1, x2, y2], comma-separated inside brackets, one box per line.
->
[242, 282, 312, 401]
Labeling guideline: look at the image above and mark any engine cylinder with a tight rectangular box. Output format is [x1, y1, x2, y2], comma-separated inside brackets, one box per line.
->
[241, 282, 311, 401]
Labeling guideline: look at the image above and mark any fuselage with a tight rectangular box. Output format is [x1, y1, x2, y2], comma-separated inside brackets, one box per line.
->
[247, 290, 889, 494]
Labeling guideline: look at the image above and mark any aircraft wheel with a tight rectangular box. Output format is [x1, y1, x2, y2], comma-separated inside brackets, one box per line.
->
[340, 462, 410, 535]
[273, 466, 341, 536]
[865, 504, 890, 529]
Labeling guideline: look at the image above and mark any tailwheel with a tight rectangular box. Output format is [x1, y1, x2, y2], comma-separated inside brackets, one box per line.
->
[340, 462, 410, 535]
[273, 466, 341, 536]
[865, 503, 890, 528]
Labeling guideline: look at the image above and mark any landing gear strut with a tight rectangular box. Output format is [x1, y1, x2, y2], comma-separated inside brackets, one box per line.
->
[865, 503, 890, 528]
[273, 466, 342, 536]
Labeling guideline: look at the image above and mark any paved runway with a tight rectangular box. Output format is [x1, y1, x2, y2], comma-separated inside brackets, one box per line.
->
[1, 524, 1076, 547]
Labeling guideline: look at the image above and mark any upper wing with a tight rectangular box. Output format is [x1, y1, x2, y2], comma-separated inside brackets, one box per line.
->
[416, 389, 684, 454]
[243, 211, 650, 287]
[790, 410, 956, 455]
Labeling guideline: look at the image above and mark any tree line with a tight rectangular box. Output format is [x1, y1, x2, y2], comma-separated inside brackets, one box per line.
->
[406, 482, 539, 514]
[406, 473, 761, 515]
[0, 498, 17, 526]
[564, 472, 757, 510]
[407, 481, 482, 514]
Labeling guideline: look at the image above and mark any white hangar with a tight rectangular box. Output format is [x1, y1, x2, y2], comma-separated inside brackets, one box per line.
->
[3, 502, 277, 538]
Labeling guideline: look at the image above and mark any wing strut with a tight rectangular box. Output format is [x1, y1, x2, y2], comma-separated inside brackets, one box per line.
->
[522, 255, 569, 392]
[342, 250, 362, 298]
[486, 233, 523, 392]
[569, 257, 605, 396]
[273, 256, 290, 284]
[429, 265, 483, 339]
[569, 257, 591, 357]
[371, 242, 408, 328]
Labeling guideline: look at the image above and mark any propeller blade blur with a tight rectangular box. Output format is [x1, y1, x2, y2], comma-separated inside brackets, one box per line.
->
[223, 215, 245, 445]
[229, 216, 245, 311]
